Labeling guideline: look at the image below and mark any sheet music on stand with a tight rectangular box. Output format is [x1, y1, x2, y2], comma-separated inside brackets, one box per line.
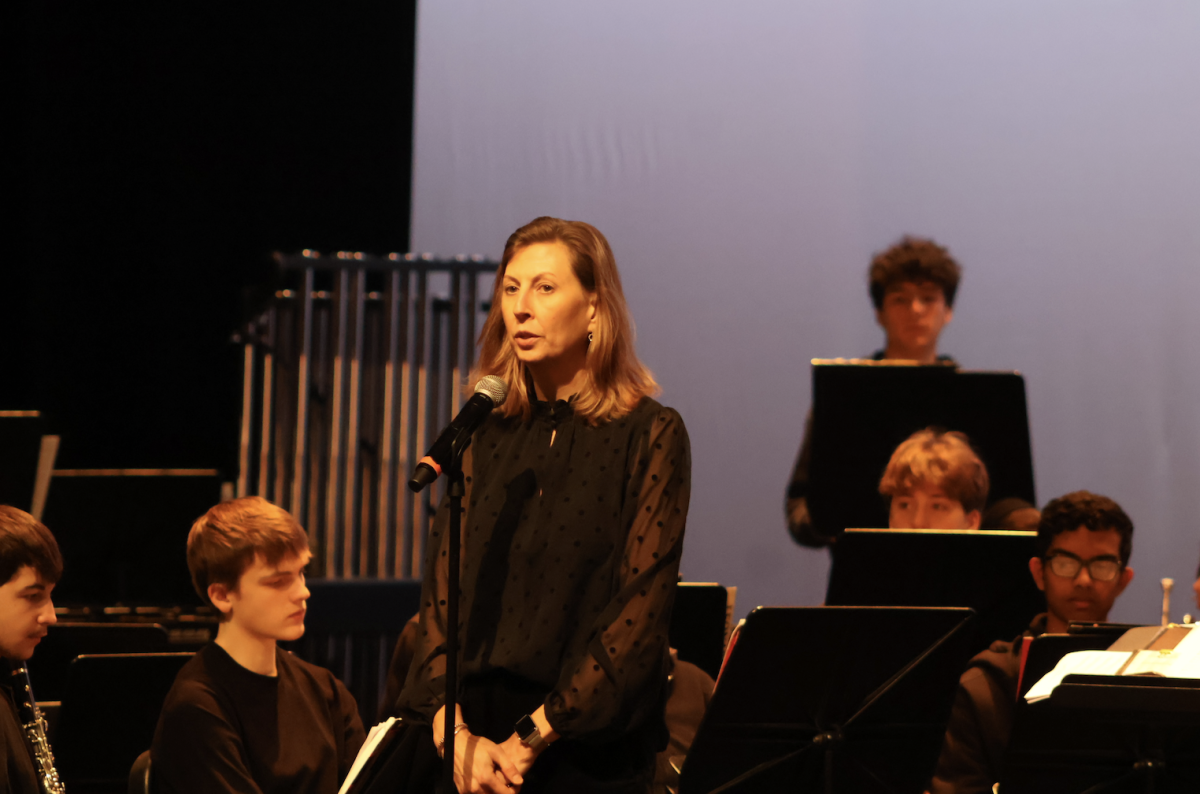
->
[1024, 624, 1200, 702]
[678, 606, 976, 794]
[1003, 624, 1200, 793]
[1016, 628, 1134, 701]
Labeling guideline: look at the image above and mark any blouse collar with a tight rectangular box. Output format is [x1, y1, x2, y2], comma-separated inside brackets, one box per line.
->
[532, 394, 576, 425]
[524, 367, 577, 425]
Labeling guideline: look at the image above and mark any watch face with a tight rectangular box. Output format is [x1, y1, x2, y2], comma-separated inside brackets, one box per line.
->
[515, 715, 537, 740]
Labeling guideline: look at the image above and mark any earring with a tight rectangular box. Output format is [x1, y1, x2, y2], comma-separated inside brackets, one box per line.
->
[587, 332, 594, 343]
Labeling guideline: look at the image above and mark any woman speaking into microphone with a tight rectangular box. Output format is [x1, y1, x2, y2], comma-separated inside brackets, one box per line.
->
[395, 216, 691, 793]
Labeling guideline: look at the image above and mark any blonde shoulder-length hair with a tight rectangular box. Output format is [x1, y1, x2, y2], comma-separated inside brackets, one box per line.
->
[474, 216, 658, 425]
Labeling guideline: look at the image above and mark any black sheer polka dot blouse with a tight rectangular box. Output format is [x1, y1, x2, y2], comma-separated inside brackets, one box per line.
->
[396, 395, 691, 744]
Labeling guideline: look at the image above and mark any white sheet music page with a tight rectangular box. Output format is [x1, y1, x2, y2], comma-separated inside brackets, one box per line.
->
[1125, 624, 1200, 678]
[1166, 625, 1200, 677]
[338, 717, 399, 794]
[1024, 651, 1131, 703]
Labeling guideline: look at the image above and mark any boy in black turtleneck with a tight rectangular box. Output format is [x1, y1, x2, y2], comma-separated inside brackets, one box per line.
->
[0, 505, 63, 794]
[152, 496, 364, 794]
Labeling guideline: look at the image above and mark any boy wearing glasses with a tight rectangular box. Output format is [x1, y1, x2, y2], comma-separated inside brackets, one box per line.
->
[927, 491, 1135, 794]
[786, 236, 963, 546]
[151, 496, 365, 794]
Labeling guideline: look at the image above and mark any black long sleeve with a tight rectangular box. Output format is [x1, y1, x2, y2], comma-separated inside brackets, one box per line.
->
[397, 397, 690, 744]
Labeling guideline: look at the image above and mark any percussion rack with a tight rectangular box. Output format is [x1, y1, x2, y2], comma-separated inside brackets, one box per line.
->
[236, 251, 498, 582]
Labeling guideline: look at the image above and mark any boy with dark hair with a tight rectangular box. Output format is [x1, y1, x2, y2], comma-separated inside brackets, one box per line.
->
[787, 235, 963, 546]
[867, 235, 962, 363]
[152, 496, 365, 794]
[928, 491, 1135, 794]
[0, 505, 63, 794]
[878, 428, 989, 530]
[979, 498, 1040, 532]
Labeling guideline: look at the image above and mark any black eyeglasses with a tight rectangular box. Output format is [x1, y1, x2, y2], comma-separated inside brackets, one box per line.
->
[1044, 552, 1122, 582]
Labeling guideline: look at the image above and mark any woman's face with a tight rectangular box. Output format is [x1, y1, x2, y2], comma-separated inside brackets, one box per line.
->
[501, 241, 596, 374]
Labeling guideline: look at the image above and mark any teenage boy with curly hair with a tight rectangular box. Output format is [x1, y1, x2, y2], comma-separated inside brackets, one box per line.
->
[787, 236, 964, 546]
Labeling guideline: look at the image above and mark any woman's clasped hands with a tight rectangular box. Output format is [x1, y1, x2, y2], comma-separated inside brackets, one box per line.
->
[435, 705, 539, 793]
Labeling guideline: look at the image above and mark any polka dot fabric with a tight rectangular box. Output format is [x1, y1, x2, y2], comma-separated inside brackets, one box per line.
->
[396, 397, 691, 742]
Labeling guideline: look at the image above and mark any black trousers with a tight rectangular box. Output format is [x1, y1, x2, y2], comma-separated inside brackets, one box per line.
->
[363, 669, 655, 794]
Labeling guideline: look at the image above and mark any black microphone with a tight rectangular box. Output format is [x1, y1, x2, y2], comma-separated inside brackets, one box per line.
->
[408, 376, 508, 492]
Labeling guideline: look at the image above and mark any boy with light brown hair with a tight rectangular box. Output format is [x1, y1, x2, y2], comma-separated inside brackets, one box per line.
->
[879, 428, 989, 530]
[152, 496, 364, 794]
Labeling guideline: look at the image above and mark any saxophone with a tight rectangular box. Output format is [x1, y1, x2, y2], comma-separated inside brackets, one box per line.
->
[11, 664, 66, 794]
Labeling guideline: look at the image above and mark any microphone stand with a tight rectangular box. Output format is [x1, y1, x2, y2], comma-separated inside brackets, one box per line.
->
[440, 437, 468, 793]
[409, 395, 498, 792]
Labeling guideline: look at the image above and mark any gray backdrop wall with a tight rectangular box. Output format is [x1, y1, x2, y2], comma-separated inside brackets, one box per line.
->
[409, 1, 1200, 625]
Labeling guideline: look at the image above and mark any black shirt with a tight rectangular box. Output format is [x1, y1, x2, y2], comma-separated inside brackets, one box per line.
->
[396, 396, 691, 744]
[151, 643, 365, 794]
[929, 614, 1047, 794]
[0, 662, 39, 794]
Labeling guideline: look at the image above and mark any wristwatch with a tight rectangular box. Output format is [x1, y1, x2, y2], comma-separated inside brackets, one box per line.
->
[515, 714, 546, 750]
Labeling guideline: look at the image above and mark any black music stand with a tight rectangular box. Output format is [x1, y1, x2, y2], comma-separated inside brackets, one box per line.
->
[1016, 626, 1143, 700]
[1002, 676, 1200, 793]
[807, 362, 1035, 536]
[44, 474, 221, 605]
[55, 652, 194, 790]
[0, 412, 47, 512]
[1017, 634, 1110, 700]
[32, 622, 170, 701]
[669, 583, 732, 680]
[826, 529, 1043, 647]
[678, 606, 976, 794]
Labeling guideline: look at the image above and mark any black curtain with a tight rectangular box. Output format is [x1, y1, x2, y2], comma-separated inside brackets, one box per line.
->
[11, 2, 417, 604]
[14, 1, 418, 471]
